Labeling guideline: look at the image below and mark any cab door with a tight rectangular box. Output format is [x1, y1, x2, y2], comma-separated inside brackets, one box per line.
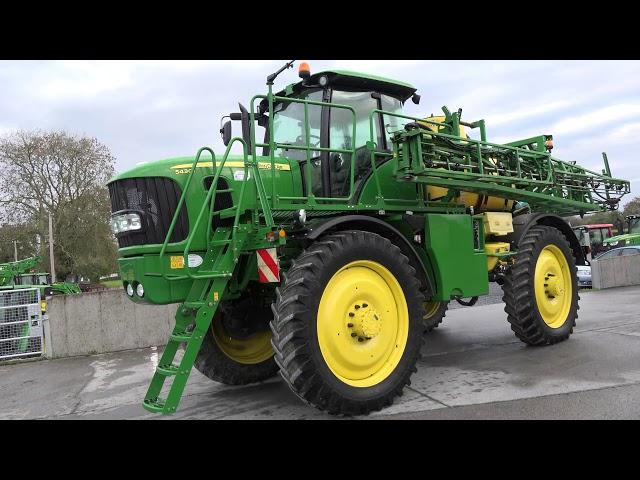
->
[325, 90, 384, 199]
[325, 90, 409, 201]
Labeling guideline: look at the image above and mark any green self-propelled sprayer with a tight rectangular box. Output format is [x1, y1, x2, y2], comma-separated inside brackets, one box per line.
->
[107, 61, 631, 415]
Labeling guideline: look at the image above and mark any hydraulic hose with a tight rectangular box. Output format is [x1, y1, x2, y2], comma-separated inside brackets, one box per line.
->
[455, 296, 478, 307]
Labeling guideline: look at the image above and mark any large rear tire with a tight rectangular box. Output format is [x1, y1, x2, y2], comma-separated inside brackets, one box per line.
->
[502, 225, 579, 345]
[271, 230, 425, 415]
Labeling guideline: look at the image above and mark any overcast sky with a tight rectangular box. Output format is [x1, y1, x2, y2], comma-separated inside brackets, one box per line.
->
[0, 60, 638, 207]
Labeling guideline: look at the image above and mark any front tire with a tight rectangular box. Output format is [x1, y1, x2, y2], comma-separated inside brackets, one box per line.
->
[271, 230, 425, 415]
[502, 225, 579, 345]
[194, 300, 278, 385]
[423, 300, 448, 333]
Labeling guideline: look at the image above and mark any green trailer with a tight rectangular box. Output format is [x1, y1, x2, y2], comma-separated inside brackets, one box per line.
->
[107, 62, 631, 415]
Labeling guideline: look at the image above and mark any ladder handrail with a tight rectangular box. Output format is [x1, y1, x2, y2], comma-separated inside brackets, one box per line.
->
[182, 138, 244, 269]
[249, 94, 358, 206]
[159, 147, 216, 262]
[158, 137, 274, 281]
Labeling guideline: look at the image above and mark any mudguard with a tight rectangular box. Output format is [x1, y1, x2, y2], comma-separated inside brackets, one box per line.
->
[507, 213, 586, 265]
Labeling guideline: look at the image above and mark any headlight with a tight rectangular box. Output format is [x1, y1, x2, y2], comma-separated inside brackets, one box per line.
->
[136, 283, 144, 297]
[126, 283, 134, 297]
[293, 209, 306, 225]
[110, 212, 142, 235]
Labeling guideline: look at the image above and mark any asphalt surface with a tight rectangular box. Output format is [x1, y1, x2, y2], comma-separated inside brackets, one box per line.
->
[1, 285, 638, 420]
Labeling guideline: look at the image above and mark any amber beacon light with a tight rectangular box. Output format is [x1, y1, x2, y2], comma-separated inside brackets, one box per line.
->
[298, 62, 311, 79]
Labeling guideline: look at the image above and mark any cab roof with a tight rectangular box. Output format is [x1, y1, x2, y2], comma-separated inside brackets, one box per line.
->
[270, 70, 417, 105]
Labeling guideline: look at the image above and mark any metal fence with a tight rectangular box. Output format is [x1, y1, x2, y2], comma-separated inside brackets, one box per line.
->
[0, 288, 43, 360]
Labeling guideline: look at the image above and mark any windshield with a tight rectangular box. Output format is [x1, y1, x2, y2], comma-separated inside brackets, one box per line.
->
[590, 229, 604, 244]
[573, 227, 587, 246]
[629, 218, 640, 234]
[271, 89, 323, 161]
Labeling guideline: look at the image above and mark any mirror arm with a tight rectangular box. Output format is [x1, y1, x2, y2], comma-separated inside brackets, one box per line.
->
[238, 103, 253, 153]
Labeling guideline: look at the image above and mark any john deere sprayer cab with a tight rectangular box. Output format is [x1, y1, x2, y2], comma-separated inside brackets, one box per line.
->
[107, 61, 630, 415]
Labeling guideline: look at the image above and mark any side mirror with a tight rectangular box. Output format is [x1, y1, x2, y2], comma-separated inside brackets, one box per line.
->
[220, 120, 232, 146]
[412, 93, 421, 105]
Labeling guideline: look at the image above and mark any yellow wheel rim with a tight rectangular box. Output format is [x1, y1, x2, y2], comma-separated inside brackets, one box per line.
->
[212, 315, 273, 365]
[534, 245, 573, 329]
[317, 260, 409, 388]
[424, 301, 442, 319]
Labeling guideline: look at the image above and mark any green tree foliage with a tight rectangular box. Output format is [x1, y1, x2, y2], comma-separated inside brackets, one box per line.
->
[566, 210, 623, 226]
[0, 131, 118, 280]
[0, 223, 40, 263]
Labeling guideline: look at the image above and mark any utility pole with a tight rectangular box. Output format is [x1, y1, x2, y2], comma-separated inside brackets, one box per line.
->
[48, 212, 56, 283]
[13, 240, 18, 262]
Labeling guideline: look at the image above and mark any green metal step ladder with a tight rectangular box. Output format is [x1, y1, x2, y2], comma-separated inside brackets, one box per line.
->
[144, 140, 274, 414]
[143, 228, 244, 414]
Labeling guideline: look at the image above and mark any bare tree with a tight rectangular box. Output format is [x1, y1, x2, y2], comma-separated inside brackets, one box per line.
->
[623, 196, 640, 217]
[0, 131, 118, 279]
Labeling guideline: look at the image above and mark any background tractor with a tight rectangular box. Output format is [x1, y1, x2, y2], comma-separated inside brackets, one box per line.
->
[571, 223, 615, 261]
[603, 215, 640, 248]
[107, 61, 630, 415]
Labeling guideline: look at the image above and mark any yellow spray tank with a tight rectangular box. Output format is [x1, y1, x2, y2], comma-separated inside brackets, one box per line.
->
[419, 115, 514, 213]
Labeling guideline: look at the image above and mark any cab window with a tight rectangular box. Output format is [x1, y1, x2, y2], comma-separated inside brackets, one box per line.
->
[380, 94, 407, 147]
[590, 229, 604, 246]
[328, 90, 393, 197]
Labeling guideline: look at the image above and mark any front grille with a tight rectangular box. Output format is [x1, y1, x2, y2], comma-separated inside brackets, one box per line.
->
[108, 177, 189, 248]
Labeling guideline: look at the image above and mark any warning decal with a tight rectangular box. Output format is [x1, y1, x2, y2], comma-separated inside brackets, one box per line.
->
[170, 256, 185, 269]
[256, 248, 280, 283]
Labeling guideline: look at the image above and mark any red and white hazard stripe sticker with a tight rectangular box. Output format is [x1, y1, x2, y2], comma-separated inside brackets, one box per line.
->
[257, 248, 280, 283]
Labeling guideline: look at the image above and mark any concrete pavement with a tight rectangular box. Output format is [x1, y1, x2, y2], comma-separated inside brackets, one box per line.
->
[1, 285, 639, 420]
